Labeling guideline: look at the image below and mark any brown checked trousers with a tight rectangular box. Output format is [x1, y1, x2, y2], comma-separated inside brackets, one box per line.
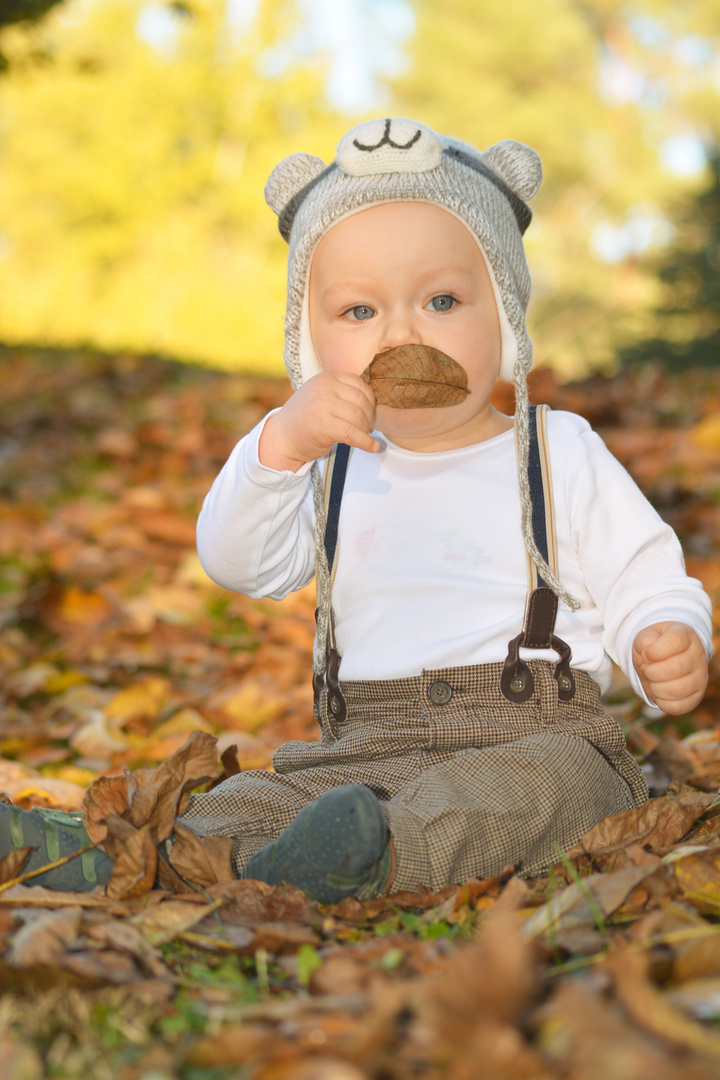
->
[181, 659, 647, 890]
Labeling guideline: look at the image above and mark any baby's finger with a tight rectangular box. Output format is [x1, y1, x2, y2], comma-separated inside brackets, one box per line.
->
[653, 689, 704, 716]
[344, 428, 381, 454]
[323, 404, 378, 455]
[632, 626, 660, 659]
[334, 371, 374, 398]
[640, 622, 693, 662]
[641, 651, 696, 687]
[648, 672, 708, 714]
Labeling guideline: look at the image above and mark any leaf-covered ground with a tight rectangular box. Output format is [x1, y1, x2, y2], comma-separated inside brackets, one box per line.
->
[1, 344, 720, 1080]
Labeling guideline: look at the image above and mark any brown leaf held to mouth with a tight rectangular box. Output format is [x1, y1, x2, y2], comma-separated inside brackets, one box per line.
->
[362, 344, 470, 409]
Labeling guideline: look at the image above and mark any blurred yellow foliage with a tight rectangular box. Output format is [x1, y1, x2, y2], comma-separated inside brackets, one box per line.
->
[690, 413, 720, 452]
[104, 676, 172, 724]
[0, 0, 718, 377]
[0, 0, 343, 372]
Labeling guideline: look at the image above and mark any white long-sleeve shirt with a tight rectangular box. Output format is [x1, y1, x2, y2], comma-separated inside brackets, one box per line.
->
[197, 409, 713, 703]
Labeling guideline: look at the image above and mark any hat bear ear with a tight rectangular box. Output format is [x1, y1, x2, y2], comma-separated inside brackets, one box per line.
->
[265, 153, 327, 215]
[483, 141, 542, 201]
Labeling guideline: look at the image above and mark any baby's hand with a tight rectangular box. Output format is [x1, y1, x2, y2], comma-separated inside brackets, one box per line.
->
[632, 622, 708, 715]
[259, 373, 380, 471]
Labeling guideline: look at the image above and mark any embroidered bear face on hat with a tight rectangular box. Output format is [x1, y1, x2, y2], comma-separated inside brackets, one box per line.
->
[264, 118, 542, 389]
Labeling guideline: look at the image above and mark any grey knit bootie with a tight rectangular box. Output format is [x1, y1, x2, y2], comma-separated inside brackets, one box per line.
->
[241, 784, 393, 903]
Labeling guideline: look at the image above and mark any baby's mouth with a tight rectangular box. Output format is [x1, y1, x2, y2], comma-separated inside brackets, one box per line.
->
[362, 344, 469, 409]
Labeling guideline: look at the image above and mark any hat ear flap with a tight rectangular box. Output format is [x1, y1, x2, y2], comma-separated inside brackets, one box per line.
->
[264, 153, 327, 216]
[483, 141, 542, 201]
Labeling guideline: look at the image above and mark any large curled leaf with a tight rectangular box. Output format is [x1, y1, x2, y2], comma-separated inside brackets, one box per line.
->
[362, 344, 469, 409]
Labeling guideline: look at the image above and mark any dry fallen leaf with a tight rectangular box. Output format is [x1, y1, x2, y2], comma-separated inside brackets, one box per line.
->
[673, 847, 720, 915]
[0, 884, 128, 912]
[82, 774, 132, 845]
[0, 847, 34, 886]
[524, 865, 657, 939]
[0, 1038, 44, 1080]
[130, 898, 222, 945]
[103, 816, 158, 900]
[183, 1024, 272, 1071]
[667, 977, 720, 1020]
[533, 977, 694, 1079]
[242, 921, 320, 955]
[83, 730, 220, 849]
[362, 344, 469, 409]
[84, 914, 172, 980]
[565, 789, 716, 871]
[6, 907, 82, 967]
[168, 822, 235, 888]
[209, 879, 321, 927]
[404, 906, 546, 1080]
[124, 730, 220, 839]
[606, 945, 720, 1058]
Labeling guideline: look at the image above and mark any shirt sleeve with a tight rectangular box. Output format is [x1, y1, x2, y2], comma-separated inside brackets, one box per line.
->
[562, 416, 713, 703]
[196, 411, 317, 600]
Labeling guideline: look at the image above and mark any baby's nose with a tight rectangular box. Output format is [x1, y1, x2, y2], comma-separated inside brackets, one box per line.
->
[379, 310, 421, 350]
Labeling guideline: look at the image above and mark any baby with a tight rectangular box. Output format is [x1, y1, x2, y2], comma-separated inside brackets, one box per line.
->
[2, 118, 708, 898]
[178, 118, 712, 901]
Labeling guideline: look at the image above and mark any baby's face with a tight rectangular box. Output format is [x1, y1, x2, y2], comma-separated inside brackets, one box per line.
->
[308, 201, 509, 451]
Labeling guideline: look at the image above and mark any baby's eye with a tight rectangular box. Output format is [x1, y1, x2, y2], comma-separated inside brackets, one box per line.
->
[344, 305, 376, 321]
[427, 295, 456, 313]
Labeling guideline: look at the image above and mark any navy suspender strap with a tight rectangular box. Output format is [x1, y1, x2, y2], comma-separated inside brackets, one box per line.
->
[500, 404, 576, 703]
[324, 441, 351, 577]
[528, 404, 551, 586]
[518, 402, 559, 594]
[312, 443, 352, 723]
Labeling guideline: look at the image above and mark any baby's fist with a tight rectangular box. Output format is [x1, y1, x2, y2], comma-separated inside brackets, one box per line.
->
[632, 621, 708, 715]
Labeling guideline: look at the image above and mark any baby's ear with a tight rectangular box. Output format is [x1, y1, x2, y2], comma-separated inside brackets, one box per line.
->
[483, 141, 542, 201]
[264, 153, 327, 215]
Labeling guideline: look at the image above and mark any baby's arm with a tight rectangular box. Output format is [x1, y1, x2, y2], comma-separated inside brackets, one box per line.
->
[259, 373, 380, 472]
[632, 622, 709, 714]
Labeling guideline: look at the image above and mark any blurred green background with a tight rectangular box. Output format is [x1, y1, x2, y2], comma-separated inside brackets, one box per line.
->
[0, 0, 718, 379]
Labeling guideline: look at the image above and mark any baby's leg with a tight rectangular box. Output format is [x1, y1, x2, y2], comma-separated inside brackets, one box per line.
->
[180, 764, 391, 876]
[382, 730, 635, 892]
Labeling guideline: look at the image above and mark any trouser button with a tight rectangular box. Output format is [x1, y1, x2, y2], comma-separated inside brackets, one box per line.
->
[428, 680, 453, 705]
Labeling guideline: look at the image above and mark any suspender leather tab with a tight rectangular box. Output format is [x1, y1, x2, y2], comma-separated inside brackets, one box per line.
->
[500, 586, 576, 703]
[522, 587, 558, 648]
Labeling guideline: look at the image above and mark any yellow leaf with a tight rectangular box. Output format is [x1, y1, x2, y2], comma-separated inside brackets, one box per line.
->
[152, 709, 216, 739]
[105, 678, 172, 724]
[689, 413, 720, 452]
[44, 669, 88, 694]
[175, 552, 216, 589]
[1, 777, 86, 810]
[674, 850, 720, 914]
[52, 764, 100, 787]
[58, 586, 113, 626]
[213, 681, 283, 732]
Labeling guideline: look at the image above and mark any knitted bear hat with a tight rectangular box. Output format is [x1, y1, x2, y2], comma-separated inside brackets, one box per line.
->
[264, 118, 577, 669]
[265, 117, 539, 387]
